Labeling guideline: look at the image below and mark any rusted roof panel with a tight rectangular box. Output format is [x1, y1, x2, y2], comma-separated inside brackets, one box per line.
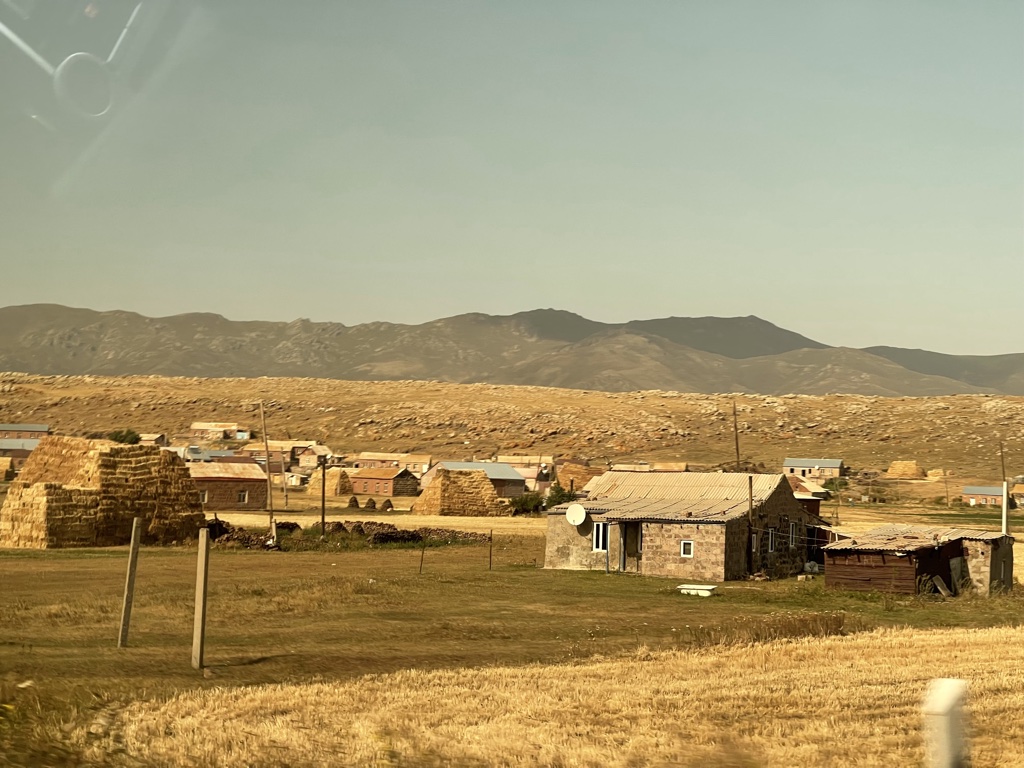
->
[582, 471, 782, 503]
[823, 524, 1010, 552]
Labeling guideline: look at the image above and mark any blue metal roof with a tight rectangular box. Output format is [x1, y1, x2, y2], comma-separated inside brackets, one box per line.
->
[438, 461, 525, 482]
[963, 486, 1004, 496]
[0, 438, 40, 451]
[783, 458, 843, 469]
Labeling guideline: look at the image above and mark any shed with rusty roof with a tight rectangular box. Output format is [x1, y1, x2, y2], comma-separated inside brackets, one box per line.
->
[823, 524, 1013, 595]
[546, 471, 828, 582]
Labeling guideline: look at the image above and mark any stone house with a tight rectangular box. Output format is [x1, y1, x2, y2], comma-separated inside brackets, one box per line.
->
[189, 422, 250, 441]
[0, 423, 50, 440]
[295, 444, 333, 469]
[782, 458, 844, 482]
[188, 462, 268, 511]
[349, 468, 419, 497]
[546, 472, 828, 581]
[823, 525, 1013, 595]
[961, 486, 1005, 507]
[349, 452, 433, 477]
[0, 436, 204, 548]
[421, 462, 527, 498]
[240, 440, 319, 473]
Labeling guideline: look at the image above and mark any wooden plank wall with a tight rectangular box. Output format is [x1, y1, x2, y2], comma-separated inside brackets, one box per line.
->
[825, 551, 919, 594]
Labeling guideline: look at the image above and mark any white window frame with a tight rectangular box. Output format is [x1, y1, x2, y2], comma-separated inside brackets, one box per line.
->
[237, 490, 249, 504]
[789, 522, 797, 548]
[680, 540, 694, 558]
[768, 528, 776, 553]
[751, 533, 757, 553]
[592, 522, 609, 552]
[199, 490, 208, 504]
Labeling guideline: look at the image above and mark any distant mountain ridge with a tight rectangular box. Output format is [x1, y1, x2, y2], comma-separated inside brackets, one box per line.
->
[0, 304, 1019, 396]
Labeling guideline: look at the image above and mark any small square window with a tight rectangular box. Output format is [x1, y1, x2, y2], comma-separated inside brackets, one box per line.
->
[237, 490, 248, 504]
[680, 540, 694, 558]
[592, 523, 609, 552]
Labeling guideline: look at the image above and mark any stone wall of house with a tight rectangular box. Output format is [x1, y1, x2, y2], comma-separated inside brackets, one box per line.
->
[963, 536, 1014, 594]
[195, 479, 268, 511]
[412, 468, 507, 516]
[544, 513, 623, 570]
[306, 467, 353, 498]
[639, 522, 729, 582]
[0, 437, 203, 549]
[749, 483, 816, 577]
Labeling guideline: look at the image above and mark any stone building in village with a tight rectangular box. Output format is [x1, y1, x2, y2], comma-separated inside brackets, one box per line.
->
[546, 471, 830, 581]
[0, 436, 204, 549]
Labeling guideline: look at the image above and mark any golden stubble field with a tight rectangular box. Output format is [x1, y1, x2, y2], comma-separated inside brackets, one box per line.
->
[109, 625, 1024, 767]
[1, 372, 1023, 477]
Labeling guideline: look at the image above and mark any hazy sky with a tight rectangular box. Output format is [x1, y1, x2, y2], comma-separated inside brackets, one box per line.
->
[2, 1, 1022, 354]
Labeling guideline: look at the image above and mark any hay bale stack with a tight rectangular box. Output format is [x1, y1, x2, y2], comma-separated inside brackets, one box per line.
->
[0, 456, 12, 481]
[555, 462, 606, 493]
[927, 468, 947, 480]
[306, 467, 353, 498]
[887, 460, 925, 479]
[412, 468, 507, 516]
[347, 495, 360, 508]
[0, 437, 203, 549]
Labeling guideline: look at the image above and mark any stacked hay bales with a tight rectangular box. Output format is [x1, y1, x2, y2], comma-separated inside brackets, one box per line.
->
[306, 467, 353, 498]
[0, 436, 204, 549]
[887, 460, 926, 479]
[555, 462, 606, 493]
[0, 457, 12, 481]
[412, 468, 507, 516]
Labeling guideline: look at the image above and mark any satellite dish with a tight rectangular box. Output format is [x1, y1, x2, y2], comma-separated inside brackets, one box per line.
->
[565, 504, 587, 526]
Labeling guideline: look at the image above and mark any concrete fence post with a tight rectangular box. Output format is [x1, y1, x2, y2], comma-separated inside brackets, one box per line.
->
[191, 527, 210, 670]
[923, 678, 969, 768]
[117, 517, 142, 648]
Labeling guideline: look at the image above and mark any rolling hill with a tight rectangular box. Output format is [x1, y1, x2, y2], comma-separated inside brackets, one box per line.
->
[0, 304, 1020, 395]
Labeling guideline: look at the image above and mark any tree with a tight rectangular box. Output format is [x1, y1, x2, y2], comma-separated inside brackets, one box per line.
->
[108, 429, 141, 445]
[509, 492, 544, 515]
[546, 482, 576, 507]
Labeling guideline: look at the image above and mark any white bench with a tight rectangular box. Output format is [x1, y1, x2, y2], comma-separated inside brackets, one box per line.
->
[676, 584, 717, 597]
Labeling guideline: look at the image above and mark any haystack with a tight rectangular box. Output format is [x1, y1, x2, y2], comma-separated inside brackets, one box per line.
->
[887, 460, 925, 479]
[412, 468, 507, 516]
[306, 467, 353, 498]
[0, 457, 12, 481]
[555, 462, 606, 493]
[0, 436, 204, 549]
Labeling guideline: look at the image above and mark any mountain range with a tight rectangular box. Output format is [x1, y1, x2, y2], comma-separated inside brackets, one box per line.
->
[1, 304, 1022, 396]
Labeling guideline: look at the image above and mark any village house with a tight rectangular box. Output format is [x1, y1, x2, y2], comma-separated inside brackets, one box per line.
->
[164, 446, 240, 463]
[515, 466, 552, 495]
[349, 468, 420, 497]
[823, 525, 1013, 595]
[786, 475, 830, 516]
[496, 454, 554, 468]
[421, 461, 527, 498]
[348, 452, 433, 477]
[961, 486, 1005, 507]
[0, 423, 50, 440]
[545, 471, 829, 581]
[610, 461, 689, 472]
[0, 438, 40, 473]
[782, 458, 844, 482]
[138, 433, 168, 447]
[187, 462, 268, 511]
[189, 422, 250, 441]
[240, 440, 319, 473]
[295, 444, 333, 469]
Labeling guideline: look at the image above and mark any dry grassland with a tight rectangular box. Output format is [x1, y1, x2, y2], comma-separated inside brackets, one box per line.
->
[2, 373, 1023, 476]
[107, 625, 1024, 767]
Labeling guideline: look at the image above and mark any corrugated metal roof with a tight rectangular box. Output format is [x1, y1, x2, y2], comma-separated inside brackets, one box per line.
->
[783, 458, 843, 469]
[962, 486, 1004, 495]
[350, 467, 412, 480]
[355, 451, 432, 463]
[188, 463, 267, 481]
[0, 438, 40, 451]
[0, 424, 49, 432]
[552, 497, 753, 523]
[438, 462, 524, 482]
[583, 471, 782, 503]
[823, 524, 1009, 552]
[190, 422, 244, 431]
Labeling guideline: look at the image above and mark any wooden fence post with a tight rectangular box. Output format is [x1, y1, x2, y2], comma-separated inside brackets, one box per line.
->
[923, 678, 969, 768]
[191, 528, 211, 671]
[117, 518, 142, 648]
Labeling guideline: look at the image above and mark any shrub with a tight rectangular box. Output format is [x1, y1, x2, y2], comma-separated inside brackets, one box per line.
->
[108, 429, 141, 445]
[509, 492, 544, 515]
[546, 483, 576, 507]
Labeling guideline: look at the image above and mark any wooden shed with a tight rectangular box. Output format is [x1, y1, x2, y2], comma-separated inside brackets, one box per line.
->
[823, 525, 1014, 595]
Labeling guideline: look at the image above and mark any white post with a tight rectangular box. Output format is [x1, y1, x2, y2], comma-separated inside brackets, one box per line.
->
[922, 678, 969, 768]
[1002, 481, 1009, 536]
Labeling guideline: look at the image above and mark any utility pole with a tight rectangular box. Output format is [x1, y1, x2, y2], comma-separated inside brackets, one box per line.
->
[259, 400, 274, 528]
[732, 399, 741, 472]
[944, 474, 950, 509]
[319, 455, 327, 538]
